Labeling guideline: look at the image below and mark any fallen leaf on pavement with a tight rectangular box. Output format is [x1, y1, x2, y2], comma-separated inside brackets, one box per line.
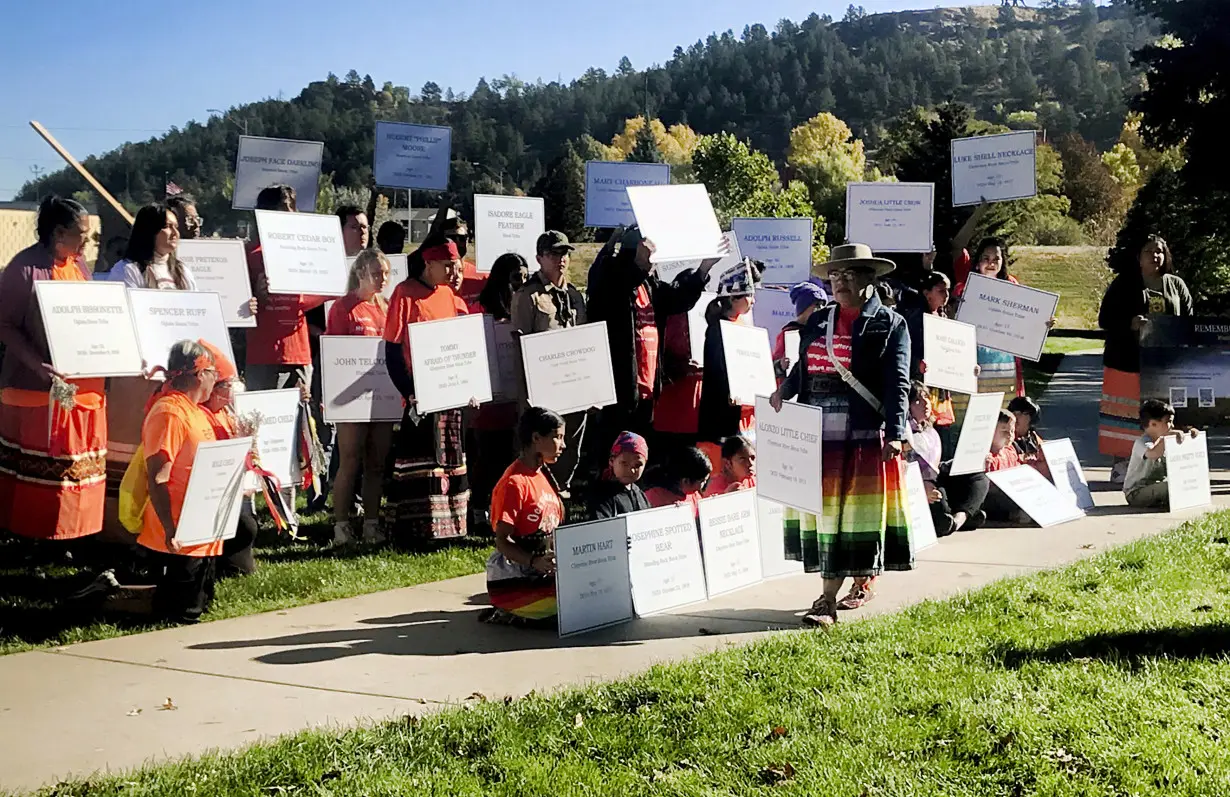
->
[1080, 545, 1095, 550]
[159, 697, 177, 711]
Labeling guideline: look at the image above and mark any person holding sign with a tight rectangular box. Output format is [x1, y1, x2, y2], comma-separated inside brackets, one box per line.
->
[587, 431, 652, 520]
[511, 231, 588, 492]
[480, 407, 566, 628]
[906, 382, 988, 535]
[1098, 235, 1193, 482]
[1123, 399, 1199, 510]
[903, 271, 963, 454]
[383, 236, 471, 546]
[137, 340, 221, 622]
[698, 260, 763, 459]
[769, 244, 912, 627]
[325, 250, 393, 547]
[106, 203, 195, 290]
[0, 196, 109, 542]
[771, 283, 827, 383]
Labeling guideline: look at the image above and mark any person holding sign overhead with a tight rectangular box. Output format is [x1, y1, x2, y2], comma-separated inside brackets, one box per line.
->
[0, 196, 108, 542]
[480, 407, 566, 628]
[383, 235, 471, 546]
[698, 259, 763, 465]
[326, 250, 393, 547]
[1097, 235, 1192, 482]
[770, 243, 913, 627]
[138, 340, 221, 622]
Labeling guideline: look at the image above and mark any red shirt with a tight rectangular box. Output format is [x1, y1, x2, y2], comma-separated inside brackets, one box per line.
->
[491, 460, 563, 538]
[383, 279, 465, 373]
[633, 284, 659, 399]
[458, 260, 488, 308]
[653, 314, 701, 435]
[806, 306, 858, 375]
[326, 293, 388, 337]
[985, 445, 1021, 473]
[703, 472, 756, 497]
[245, 244, 326, 366]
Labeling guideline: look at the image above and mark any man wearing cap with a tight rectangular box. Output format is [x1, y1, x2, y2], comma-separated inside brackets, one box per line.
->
[510, 230, 589, 492]
[587, 226, 724, 453]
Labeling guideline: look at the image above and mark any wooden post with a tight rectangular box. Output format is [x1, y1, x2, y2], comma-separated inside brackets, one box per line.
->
[28, 121, 135, 226]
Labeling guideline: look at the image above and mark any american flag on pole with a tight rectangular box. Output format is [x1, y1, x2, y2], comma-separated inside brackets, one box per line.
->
[165, 180, 183, 196]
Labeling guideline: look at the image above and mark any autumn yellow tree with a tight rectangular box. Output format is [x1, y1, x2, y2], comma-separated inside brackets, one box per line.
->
[787, 112, 873, 241]
[606, 117, 700, 167]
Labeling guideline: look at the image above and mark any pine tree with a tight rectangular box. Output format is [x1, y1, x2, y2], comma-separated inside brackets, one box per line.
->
[626, 122, 664, 164]
[533, 142, 588, 241]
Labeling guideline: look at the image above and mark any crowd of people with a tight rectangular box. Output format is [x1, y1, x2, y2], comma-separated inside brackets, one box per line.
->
[0, 189, 1201, 630]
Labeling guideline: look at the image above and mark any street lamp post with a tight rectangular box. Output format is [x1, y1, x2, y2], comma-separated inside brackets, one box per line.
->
[470, 161, 506, 187]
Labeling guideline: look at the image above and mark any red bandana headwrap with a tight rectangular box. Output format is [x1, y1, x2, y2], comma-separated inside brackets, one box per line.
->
[421, 240, 460, 262]
[610, 431, 649, 460]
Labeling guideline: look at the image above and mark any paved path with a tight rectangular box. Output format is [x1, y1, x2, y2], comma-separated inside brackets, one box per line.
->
[2, 354, 1227, 792]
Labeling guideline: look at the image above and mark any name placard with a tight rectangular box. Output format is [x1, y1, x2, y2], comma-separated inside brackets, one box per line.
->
[554, 518, 635, 637]
[175, 239, 256, 328]
[903, 461, 938, 553]
[626, 504, 708, 616]
[34, 280, 143, 378]
[950, 392, 1005, 476]
[656, 231, 741, 287]
[127, 289, 234, 371]
[320, 335, 403, 423]
[732, 218, 813, 286]
[720, 321, 776, 406]
[757, 497, 803, 579]
[407, 314, 493, 414]
[844, 182, 935, 253]
[373, 121, 451, 191]
[254, 210, 347, 297]
[951, 130, 1038, 207]
[520, 323, 618, 416]
[956, 273, 1058, 362]
[986, 465, 1085, 527]
[233, 389, 301, 487]
[698, 490, 764, 598]
[755, 397, 823, 515]
[1167, 431, 1212, 513]
[627, 184, 725, 263]
[922, 314, 978, 395]
[484, 317, 521, 401]
[751, 288, 797, 353]
[474, 194, 545, 274]
[584, 161, 671, 229]
[1040, 438, 1094, 511]
[232, 135, 324, 212]
[175, 437, 252, 548]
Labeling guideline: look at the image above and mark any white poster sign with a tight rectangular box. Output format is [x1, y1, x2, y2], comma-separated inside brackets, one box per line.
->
[922, 314, 978, 394]
[757, 497, 803, 579]
[175, 239, 256, 328]
[655, 231, 741, 286]
[584, 161, 671, 229]
[782, 329, 801, 374]
[474, 194, 545, 273]
[751, 288, 798, 352]
[903, 461, 938, 553]
[1040, 438, 1094, 511]
[407, 314, 492, 414]
[686, 291, 719, 364]
[254, 210, 347, 297]
[232, 135, 324, 212]
[34, 281, 142, 378]
[1167, 432, 1212, 513]
[950, 392, 1005, 476]
[554, 518, 635, 637]
[320, 335, 403, 423]
[372, 121, 451, 191]
[844, 182, 935, 253]
[520, 323, 618, 416]
[755, 397, 823, 515]
[951, 130, 1038, 207]
[731, 218, 813, 286]
[626, 504, 708, 616]
[174, 437, 252, 547]
[626, 184, 724, 263]
[697, 490, 764, 598]
[232, 389, 300, 486]
[956, 273, 1059, 362]
[720, 321, 776, 406]
[127, 289, 233, 371]
[484, 317, 521, 401]
[987, 465, 1085, 527]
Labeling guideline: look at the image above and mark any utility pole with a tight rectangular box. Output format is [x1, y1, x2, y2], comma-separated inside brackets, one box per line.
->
[29, 165, 46, 201]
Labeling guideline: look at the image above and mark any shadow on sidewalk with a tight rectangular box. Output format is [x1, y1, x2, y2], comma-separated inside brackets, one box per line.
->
[996, 623, 1230, 671]
[188, 596, 801, 665]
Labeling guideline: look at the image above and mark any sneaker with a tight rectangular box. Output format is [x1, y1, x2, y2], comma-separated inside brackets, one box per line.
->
[962, 510, 987, 532]
[361, 519, 387, 546]
[836, 580, 876, 611]
[802, 595, 838, 627]
[332, 522, 355, 547]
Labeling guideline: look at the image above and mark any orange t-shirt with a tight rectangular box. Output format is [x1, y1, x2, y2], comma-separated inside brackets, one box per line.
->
[644, 486, 702, 517]
[383, 279, 465, 372]
[458, 260, 489, 307]
[327, 293, 388, 336]
[491, 460, 563, 538]
[245, 245, 326, 366]
[138, 392, 222, 557]
[703, 472, 756, 498]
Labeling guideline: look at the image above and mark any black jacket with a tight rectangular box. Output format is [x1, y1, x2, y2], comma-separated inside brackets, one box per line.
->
[587, 480, 650, 520]
[698, 310, 744, 444]
[587, 249, 709, 410]
[1098, 272, 1193, 373]
[780, 294, 912, 442]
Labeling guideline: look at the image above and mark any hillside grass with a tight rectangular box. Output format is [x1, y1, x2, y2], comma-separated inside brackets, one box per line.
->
[25, 513, 1230, 796]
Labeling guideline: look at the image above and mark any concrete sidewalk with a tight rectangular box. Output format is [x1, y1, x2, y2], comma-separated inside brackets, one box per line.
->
[1, 470, 1227, 792]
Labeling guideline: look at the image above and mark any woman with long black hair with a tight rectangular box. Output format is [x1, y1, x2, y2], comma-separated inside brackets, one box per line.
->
[105, 203, 196, 290]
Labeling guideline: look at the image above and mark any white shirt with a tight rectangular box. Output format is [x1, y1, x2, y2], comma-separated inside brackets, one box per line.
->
[105, 257, 198, 291]
[1124, 433, 1167, 495]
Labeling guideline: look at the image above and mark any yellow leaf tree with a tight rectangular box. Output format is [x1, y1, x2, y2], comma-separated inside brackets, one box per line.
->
[787, 113, 870, 241]
[607, 117, 699, 167]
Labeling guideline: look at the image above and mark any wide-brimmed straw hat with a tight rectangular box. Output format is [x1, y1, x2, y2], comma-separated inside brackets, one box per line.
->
[813, 243, 896, 279]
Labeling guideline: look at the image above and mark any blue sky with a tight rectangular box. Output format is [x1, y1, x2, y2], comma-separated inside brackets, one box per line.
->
[0, 0, 1006, 200]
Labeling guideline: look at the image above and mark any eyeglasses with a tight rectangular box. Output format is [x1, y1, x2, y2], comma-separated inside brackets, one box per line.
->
[829, 269, 866, 283]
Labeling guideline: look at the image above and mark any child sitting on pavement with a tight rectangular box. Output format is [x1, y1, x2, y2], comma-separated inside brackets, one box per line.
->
[587, 432, 652, 520]
[906, 381, 989, 535]
[1008, 395, 1051, 481]
[645, 446, 711, 516]
[703, 435, 757, 497]
[983, 409, 1029, 524]
[1124, 399, 1199, 510]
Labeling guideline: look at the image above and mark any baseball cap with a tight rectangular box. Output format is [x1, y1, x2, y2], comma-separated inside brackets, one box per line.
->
[537, 230, 576, 255]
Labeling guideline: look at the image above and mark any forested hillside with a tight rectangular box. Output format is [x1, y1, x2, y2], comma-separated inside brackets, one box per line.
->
[20, 3, 1157, 237]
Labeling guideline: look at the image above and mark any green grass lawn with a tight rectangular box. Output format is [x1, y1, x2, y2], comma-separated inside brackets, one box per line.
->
[27, 513, 1230, 796]
[0, 511, 491, 656]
